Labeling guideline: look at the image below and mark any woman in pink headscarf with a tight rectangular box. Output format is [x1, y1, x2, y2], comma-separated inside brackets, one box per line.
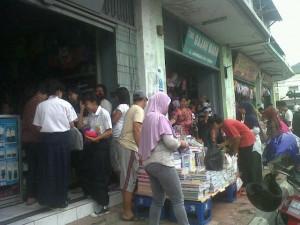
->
[140, 92, 189, 225]
[263, 107, 290, 140]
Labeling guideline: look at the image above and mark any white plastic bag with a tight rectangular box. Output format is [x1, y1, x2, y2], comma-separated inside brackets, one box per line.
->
[236, 177, 243, 191]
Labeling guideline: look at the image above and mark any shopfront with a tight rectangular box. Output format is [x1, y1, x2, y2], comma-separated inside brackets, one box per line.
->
[261, 73, 273, 108]
[0, 0, 135, 207]
[233, 52, 260, 116]
[163, 10, 222, 115]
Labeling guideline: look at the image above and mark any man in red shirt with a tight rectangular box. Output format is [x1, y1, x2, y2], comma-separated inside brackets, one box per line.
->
[211, 117, 258, 187]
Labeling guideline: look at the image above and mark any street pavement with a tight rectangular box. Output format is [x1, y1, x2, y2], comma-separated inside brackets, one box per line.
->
[68, 194, 258, 225]
[68, 169, 295, 225]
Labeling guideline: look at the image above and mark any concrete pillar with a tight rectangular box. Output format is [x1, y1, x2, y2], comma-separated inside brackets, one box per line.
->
[220, 46, 236, 119]
[255, 72, 263, 107]
[271, 80, 276, 107]
[134, 0, 166, 97]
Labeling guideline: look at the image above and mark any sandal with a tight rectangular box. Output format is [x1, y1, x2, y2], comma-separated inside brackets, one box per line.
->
[241, 188, 247, 196]
[122, 214, 144, 222]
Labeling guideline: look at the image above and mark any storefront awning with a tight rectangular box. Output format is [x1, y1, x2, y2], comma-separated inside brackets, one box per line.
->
[162, 0, 294, 80]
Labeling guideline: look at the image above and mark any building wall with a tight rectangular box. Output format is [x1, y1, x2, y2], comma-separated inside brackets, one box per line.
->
[134, 0, 166, 97]
[220, 46, 236, 119]
[115, 24, 138, 94]
[277, 74, 300, 100]
[255, 72, 262, 106]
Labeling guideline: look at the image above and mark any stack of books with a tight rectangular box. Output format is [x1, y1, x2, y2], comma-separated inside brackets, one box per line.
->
[137, 167, 152, 196]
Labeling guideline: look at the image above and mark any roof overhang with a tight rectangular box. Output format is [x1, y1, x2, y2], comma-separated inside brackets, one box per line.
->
[162, 0, 294, 80]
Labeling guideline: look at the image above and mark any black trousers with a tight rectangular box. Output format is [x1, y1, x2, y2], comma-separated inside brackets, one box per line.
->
[251, 151, 263, 184]
[23, 142, 41, 199]
[79, 139, 111, 206]
[198, 123, 211, 148]
[238, 145, 262, 186]
[38, 131, 70, 206]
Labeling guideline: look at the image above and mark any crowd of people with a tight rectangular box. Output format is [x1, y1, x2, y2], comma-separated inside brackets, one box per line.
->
[3, 79, 300, 224]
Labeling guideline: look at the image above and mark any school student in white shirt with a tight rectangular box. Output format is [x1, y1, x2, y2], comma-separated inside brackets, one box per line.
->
[77, 92, 112, 217]
[33, 79, 77, 209]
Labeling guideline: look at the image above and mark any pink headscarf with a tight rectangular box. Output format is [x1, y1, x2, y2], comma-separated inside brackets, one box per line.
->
[140, 92, 175, 160]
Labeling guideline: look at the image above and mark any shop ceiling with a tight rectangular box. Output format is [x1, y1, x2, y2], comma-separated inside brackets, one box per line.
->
[162, 0, 294, 80]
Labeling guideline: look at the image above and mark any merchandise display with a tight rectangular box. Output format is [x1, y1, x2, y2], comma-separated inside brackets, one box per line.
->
[0, 116, 21, 207]
[137, 136, 238, 202]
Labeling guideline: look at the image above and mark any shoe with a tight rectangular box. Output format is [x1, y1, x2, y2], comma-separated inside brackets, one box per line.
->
[26, 198, 37, 206]
[90, 205, 110, 217]
[50, 202, 69, 210]
[58, 202, 69, 209]
[122, 214, 144, 222]
[84, 194, 92, 199]
[71, 187, 83, 193]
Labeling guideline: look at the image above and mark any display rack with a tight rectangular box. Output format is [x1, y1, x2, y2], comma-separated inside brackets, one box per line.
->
[0, 115, 22, 208]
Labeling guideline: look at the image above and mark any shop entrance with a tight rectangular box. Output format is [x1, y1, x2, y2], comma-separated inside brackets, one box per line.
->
[0, 0, 117, 206]
[165, 50, 222, 115]
[0, 1, 117, 115]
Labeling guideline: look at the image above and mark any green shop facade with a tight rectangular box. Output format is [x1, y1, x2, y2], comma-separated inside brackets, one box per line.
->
[163, 10, 223, 116]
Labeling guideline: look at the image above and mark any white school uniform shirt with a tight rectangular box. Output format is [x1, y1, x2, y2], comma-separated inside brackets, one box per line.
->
[101, 99, 112, 115]
[284, 109, 293, 130]
[33, 95, 77, 133]
[83, 106, 112, 134]
[112, 104, 129, 138]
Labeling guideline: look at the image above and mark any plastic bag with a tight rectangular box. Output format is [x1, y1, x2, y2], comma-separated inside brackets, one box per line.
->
[236, 177, 243, 191]
[204, 143, 223, 171]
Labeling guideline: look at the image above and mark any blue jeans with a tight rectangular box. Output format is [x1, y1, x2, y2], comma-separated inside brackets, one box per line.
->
[145, 163, 189, 225]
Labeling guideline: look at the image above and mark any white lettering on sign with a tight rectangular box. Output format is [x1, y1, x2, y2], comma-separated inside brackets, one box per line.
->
[194, 35, 209, 51]
[208, 43, 219, 57]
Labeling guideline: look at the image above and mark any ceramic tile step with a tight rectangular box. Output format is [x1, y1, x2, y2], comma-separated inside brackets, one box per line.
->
[1, 191, 122, 225]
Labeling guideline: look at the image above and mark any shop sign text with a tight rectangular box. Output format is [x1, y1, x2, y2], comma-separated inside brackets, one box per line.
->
[183, 27, 220, 67]
[233, 53, 260, 83]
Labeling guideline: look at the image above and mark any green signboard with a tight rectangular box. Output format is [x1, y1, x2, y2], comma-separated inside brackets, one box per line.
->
[183, 27, 220, 67]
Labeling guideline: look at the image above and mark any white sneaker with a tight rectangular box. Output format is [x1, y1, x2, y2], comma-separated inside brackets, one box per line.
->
[90, 205, 110, 217]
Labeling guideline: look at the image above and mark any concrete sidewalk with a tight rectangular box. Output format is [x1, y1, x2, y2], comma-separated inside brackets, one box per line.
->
[68, 170, 294, 225]
[67, 195, 258, 225]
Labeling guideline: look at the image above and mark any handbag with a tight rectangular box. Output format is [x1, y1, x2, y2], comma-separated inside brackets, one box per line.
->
[204, 143, 223, 171]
